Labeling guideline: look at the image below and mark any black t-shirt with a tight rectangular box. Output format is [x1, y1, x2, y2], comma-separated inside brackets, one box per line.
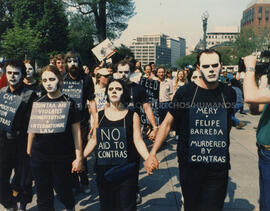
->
[25, 80, 46, 98]
[31, 94, 81, 162]
[95, 109, 140, 171]
[63, 73, 95, 126]
[169, 82, 236, 169]
[127, 82, 148, 114]
[0, 84, 37, 141]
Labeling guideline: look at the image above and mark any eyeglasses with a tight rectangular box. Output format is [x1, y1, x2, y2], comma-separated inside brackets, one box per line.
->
[201, 63, 219, 68]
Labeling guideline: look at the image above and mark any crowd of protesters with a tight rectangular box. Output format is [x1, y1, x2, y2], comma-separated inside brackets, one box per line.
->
[0, 48, 269, 211]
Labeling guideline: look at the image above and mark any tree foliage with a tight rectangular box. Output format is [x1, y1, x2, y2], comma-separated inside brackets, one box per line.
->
[176, 53, 197, 69]
[1, 24, 41, 60]
[67, 12, 95, 66]
[65, 0, 136, 42]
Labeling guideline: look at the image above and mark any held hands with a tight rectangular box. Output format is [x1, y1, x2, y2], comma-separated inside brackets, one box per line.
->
[72, 158, 84, 173]
[144, 153, 159, 175]
[148, 128, 158, 141]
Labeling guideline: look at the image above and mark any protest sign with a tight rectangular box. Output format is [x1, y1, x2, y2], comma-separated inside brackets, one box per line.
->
[28, 102, 70, 134]
[189, 106, 228, 163]
[62, 80, 83, 110]
[0, 92, 22, 131]
[91, 38, 117, 61]
[96, 127, 127, 165]
[139, 77, 160, 126]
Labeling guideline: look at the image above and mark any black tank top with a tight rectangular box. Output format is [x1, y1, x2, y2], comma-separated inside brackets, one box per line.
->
[96, 109, 140, 168]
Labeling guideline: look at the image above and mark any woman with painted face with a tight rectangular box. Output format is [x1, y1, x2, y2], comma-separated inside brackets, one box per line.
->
[84, 78, 150, 211]
[27, 65, 83, 211]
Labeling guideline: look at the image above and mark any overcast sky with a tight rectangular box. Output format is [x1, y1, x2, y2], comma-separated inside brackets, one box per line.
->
[114, 0, 252, 49]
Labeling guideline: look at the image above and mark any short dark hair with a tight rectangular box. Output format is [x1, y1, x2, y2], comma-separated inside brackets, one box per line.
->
[105, 78, 130, 107]
[197, 49, 222, 66]
[144, 64, 152, 71]
[117, 60, 131, 72]
[4, 59, 26, 78]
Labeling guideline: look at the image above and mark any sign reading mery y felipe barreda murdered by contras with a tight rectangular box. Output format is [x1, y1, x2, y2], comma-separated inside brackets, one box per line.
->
[0, 92, 22, 131]
[28, 102, 70, 134]
[189, 105, 228, 164]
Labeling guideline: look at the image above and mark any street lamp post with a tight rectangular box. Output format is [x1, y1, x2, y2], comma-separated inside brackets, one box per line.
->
[201, 11, 209, 50]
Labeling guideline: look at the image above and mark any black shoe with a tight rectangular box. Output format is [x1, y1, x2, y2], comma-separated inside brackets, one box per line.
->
[136, 192, 142, 204]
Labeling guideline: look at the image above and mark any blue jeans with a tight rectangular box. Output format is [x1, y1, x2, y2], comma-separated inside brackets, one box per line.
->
[232, 103, 243, 126]
[258, 148, 270, 211]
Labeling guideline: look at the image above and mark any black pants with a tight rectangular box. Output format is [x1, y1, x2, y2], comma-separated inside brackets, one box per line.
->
[72, 124, 89, 188]
[96, 166, 137, 211]
[0, 140, 33, 209]
[31, 158, 74, 211]
[179, 164, 228, 211]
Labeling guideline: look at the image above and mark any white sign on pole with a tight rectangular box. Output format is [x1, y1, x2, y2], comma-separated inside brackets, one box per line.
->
[91, 38, 117, 61]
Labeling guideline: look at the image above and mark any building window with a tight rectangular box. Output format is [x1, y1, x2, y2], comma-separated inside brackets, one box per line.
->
[258, 6, 262, 21]
[266, 7, 269, 21]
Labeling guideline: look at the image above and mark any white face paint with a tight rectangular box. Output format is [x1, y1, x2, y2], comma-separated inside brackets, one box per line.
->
[67, 57, 79, 69]
[107, 81, 123, 103]
[6, 66, 22, 86]
[117, 64, 130, 81]
[25, 63, 34, 78]
[42, 71, 59, 93]
[199, 53, 221, 83]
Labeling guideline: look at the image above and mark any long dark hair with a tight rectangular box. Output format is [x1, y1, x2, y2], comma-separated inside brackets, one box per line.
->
[105, 78, 130, 107]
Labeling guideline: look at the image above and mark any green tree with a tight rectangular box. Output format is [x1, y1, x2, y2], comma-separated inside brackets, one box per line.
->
[0, 0, 14, 37]
[176, 53, 197, 69]
[111, 44, 134, 64]
[68, 13, 95, 66]
[1, 24, 41, 60]
[65, 0, 135, 42]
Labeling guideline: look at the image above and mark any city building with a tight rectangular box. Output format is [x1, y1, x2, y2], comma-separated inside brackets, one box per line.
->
[130, 34, 186, 67]
[195, 27, 239, 50]
[241, 0, 270, 33]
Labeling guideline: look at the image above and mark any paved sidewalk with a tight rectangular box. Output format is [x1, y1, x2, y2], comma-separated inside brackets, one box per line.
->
[0, 112, 261, 211]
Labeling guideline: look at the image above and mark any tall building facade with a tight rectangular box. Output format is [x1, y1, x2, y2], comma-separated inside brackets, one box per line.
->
[167, 37, 186, 66]
[130, 34, 186, 67]
[241, 0, 270, 33]
[195, 27, 239, 50]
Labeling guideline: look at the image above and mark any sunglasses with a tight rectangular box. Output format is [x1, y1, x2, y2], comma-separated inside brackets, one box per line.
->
[201, 63, 219, 69]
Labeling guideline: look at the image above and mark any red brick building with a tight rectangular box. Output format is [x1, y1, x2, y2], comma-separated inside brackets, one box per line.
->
[241, 0, 270, 34]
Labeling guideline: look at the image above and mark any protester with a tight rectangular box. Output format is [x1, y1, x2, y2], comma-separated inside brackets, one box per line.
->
[243, 55, 270, 211]
[83, 65, 90, 75]
[63, 51, 97, 194]
[49, 55, 55, 66]
[27, 65, 83, 211]
[156, 66, 173, 123]
[0, 59, 37, 211]
[54, 54, 66, 76]
[143, 64, 158, 80]
[145, 49, 236, 211]
[83, 78, 150, 211]
[95, 68, 110, 111]
[166, 69, 174, 81]
[173, 70, 187, 95]
[190, 70, 202, 83]
[116, 60, 158, 203]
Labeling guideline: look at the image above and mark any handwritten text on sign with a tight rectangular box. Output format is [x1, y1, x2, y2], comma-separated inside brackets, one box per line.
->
[189, 106, 228, 163]
[62, 80, 83, 111]
[96, 127, 127, 165]
[0, 92, 22, 131]
[28, 102, 70, 134]
[139, 77, 160, 125]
